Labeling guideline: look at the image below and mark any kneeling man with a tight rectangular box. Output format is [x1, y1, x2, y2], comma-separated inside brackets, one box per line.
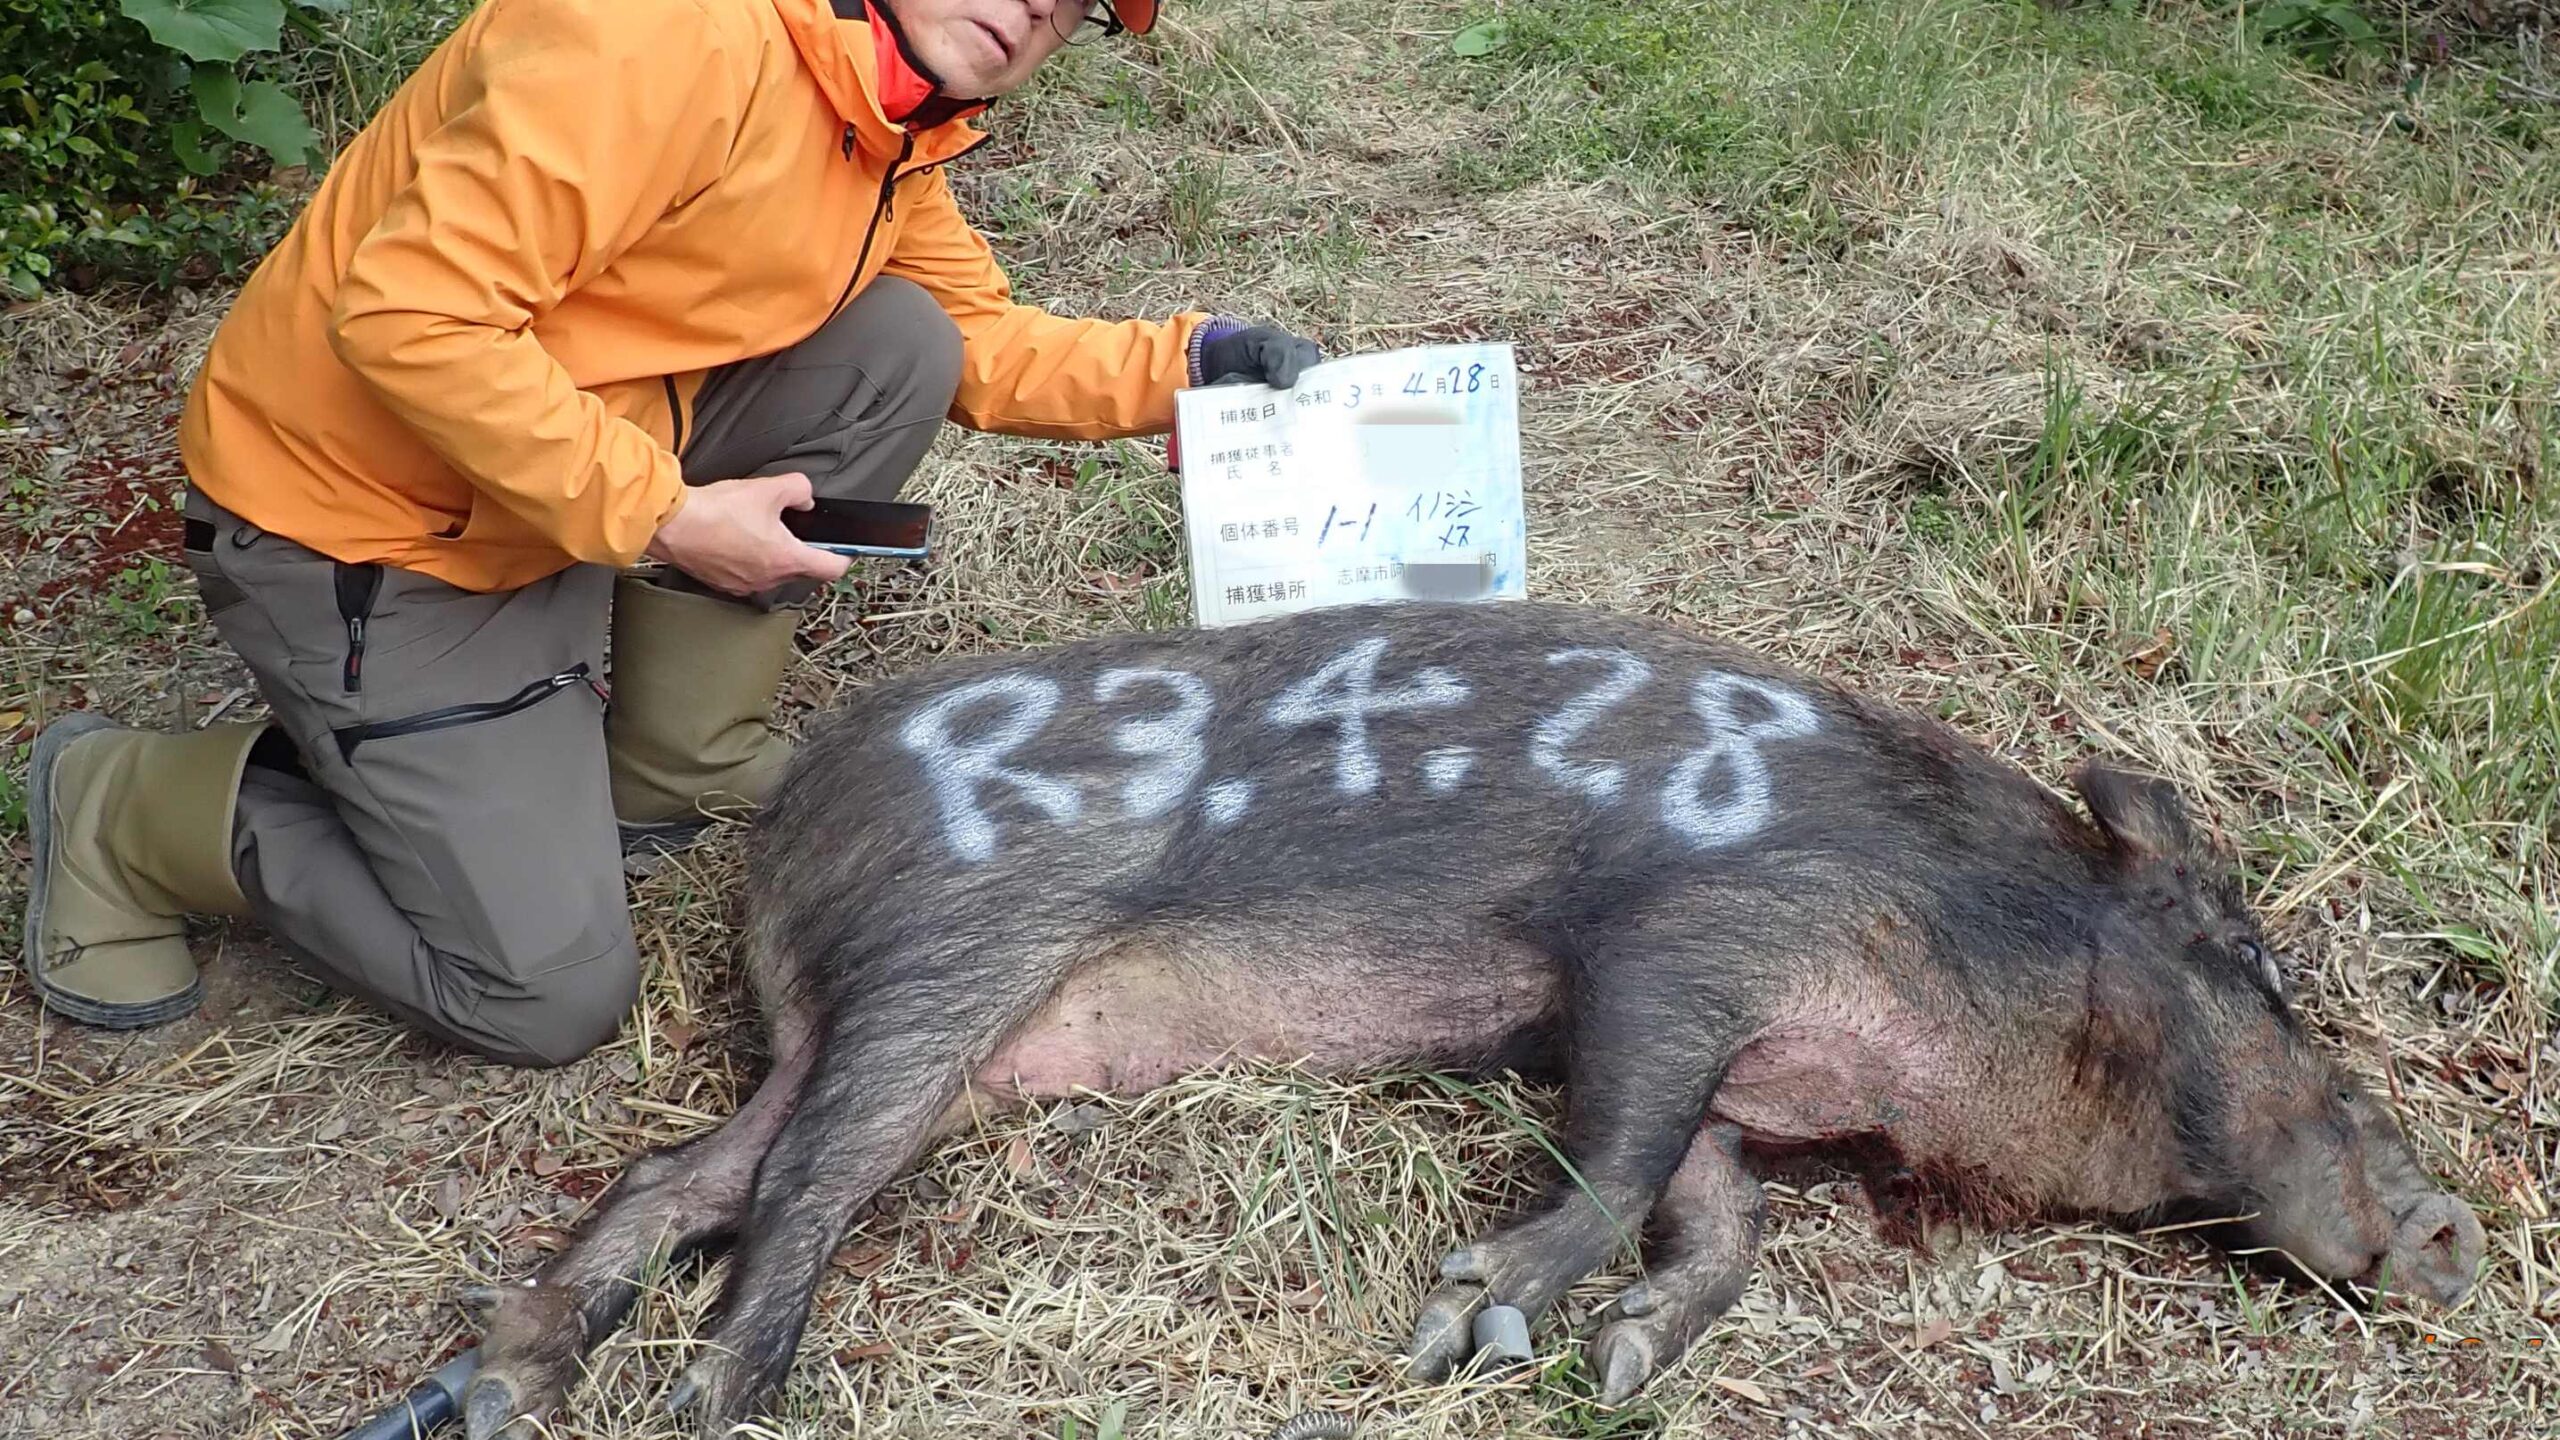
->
[21, 0, 1315, 1066]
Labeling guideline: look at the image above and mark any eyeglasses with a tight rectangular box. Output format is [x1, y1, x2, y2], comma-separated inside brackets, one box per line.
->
[1049, 0, 1124, 44]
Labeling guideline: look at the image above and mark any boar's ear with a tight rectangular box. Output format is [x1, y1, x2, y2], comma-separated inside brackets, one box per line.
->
[2069, 955, 2168, 1098]
[2072, 761, 2200, 863]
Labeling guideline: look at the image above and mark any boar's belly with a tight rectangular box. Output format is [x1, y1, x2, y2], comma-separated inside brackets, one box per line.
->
[974, 938, 1559, 1101]
[1710, 1009, 1936, 1144]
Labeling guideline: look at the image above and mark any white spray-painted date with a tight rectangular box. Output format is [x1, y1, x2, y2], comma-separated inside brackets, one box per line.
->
[1530, 647, 1652, 803]
[896, 633, 1824, 862]
[1094, 667, 1214, 819]
[1265, 633, 1472, 796]
[1662, 671, 1823, 848]
[897, 672, 1085, 864]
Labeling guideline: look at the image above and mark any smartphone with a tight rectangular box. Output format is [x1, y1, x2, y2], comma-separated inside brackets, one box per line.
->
[779, 497, 932, 559]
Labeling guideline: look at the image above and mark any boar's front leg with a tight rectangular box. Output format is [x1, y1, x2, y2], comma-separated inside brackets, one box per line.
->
[1407, 927, 1768, 1384]
[1587, 1120, 1765, 1404]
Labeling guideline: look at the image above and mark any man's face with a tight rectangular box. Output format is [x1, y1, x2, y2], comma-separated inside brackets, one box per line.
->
[891, 0, 1096, 97]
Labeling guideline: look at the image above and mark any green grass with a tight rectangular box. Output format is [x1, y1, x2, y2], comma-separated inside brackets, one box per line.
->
[263, 0, 478, 155]
[1432, 0, 2559, 1006]
[0, 739, 26, 833]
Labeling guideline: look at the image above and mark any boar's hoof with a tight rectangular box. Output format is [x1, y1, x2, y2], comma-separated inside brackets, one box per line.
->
[1403, 1279, 1491, 1382]
[2389, 1193, 2486, 1307]
[1589, 1323, 1657, 1406]
[666, 1350, 785, 1438]
[661, 1372, 701, 1416]
[459, 1281, 585, 1440]
[1471, 1304, 1534, 1367]
[460, 1371, 530, 1440]
[664, 1357, 731, 1427]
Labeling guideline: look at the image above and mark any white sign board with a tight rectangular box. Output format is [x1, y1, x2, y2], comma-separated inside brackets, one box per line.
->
[1174, 342, 1525, 628]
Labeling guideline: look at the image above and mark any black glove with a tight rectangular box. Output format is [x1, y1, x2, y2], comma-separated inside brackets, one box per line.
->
[1190, 319, 1321, 389]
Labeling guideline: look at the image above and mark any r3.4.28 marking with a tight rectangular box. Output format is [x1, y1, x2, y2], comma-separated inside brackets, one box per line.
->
[896, 632, 1825, 863]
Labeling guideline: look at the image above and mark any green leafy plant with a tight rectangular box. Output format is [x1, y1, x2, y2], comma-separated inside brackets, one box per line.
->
[2242, 0, 2387, 65]
[0, 0, 359, 296]
[117, 0, 331, 173]
[1451, 18, 1509, 55]
[1057, 1400, 1129, 1440]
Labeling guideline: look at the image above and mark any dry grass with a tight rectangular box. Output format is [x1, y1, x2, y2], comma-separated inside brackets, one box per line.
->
[3, 0, 2555, 1436]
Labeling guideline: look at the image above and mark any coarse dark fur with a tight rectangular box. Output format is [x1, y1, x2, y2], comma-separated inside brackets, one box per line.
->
[457, 599, 2484, 1439]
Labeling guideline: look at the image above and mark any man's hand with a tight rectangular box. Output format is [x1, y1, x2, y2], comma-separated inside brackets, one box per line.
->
[644, 471, 851, 596]
[1193, 320, 1321, 390]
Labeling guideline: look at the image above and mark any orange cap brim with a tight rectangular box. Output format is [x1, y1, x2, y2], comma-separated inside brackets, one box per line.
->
[1115, 0, 1157, 33]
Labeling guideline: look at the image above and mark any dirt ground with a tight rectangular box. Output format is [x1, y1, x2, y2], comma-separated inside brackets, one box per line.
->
[4, 0, 2555, 1436]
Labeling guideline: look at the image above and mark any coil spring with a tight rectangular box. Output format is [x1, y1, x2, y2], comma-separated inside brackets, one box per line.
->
[1266, 1412, 1356, 1440]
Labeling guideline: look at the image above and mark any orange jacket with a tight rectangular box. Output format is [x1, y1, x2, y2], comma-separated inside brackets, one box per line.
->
[178, 0, 1206, 592]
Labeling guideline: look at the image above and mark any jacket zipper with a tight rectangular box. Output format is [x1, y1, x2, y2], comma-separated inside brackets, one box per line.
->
[822, 128, 989, 323]
[655, 122, 955, 455]
[333, 663, 601, 762]
[829, 129, 916, 324]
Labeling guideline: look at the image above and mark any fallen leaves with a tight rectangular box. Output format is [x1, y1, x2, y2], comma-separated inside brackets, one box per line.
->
[2123, 624, 2177, 681]
[1050, 1101, 1112, 1137]
[248, 1313, 296, 1355]
[1712, 1375, 1772, 1404]
[834, 1242, 894, 1278]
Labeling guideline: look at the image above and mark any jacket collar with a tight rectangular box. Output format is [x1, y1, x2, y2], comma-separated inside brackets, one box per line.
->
[770, 0, 990, 163]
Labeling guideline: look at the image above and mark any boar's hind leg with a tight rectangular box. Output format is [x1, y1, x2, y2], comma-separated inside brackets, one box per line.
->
[663, 974, 1042, 1435]
[1586, 1121, 1765, 1405]
[461, 999, 823, 1440]
[1407, 933, 1765, 1386]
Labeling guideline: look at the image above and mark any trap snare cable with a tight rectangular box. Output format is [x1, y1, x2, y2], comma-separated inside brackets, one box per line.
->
[335, 1347, 479, 1440]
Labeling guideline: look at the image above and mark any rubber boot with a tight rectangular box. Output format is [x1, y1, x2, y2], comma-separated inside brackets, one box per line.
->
[604, 571, 800, 850]
[20, 714, 266, 1027]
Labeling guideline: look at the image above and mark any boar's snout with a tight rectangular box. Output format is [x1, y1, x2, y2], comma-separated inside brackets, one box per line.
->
[2380, 1191, 2485, 1307]
[2243, 1083, 2484, 1308]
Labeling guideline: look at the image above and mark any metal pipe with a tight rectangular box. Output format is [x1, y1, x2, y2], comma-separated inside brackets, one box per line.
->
[335, 1347, 479, 1440]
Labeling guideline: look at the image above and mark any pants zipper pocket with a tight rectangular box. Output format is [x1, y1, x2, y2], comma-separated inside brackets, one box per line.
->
[334, 562, 384, 693]
[333, 662, 599, 763]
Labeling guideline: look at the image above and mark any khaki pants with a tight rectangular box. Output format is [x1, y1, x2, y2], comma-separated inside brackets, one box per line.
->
[181, 277, 962, 1066]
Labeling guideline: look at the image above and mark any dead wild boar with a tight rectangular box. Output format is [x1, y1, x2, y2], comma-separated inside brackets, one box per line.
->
[456, 598, 2484, 1439]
